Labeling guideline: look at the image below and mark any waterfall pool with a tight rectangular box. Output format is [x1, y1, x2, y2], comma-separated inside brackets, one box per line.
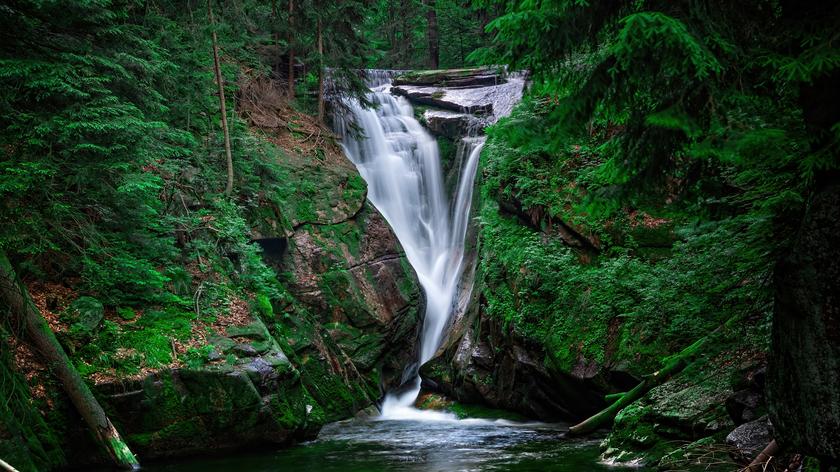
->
[139, 417, 644, 471]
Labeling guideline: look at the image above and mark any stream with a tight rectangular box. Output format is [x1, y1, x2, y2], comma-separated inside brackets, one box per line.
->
[140, 418, 639, 472]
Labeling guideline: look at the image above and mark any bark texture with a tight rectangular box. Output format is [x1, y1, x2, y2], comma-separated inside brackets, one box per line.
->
[316, 17, 325, 124]
[768, 178, 840, 462]
[424, 0, 439, 69]
[287, 0, 295, 98]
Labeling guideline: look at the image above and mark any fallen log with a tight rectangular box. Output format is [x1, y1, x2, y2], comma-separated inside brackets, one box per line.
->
[568, 314, 743, 436]
[0, 252, 139, 469]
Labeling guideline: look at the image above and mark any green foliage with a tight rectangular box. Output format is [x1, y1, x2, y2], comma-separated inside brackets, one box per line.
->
[476, 1, 838, 220]
[470, 2, 839, 381]
[476, 190, 771, 374]
[0, 334, 66, 471]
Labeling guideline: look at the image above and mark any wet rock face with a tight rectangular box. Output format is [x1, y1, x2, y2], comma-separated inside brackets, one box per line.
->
[422, 313, 613, 421]
[391, 85, 494, 115]
[249, 145, 423, 422]
[283, 204, 423, 399]
[390, 68, 523, 120]
[423, 110, 473, 141]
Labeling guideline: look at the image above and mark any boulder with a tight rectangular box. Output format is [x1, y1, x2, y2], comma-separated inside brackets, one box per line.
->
[423, 110, 473, 140]
[726, 388, 763, 425]
[726, 416, 774, 463]
[602, 349, 765, 468]
[68, 296, 104, 333]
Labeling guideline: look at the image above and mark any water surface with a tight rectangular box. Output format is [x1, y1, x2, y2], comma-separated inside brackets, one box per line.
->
[142, 417, 643, 471]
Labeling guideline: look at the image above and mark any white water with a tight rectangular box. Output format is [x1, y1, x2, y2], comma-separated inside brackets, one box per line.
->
[337, 71, 522, 420]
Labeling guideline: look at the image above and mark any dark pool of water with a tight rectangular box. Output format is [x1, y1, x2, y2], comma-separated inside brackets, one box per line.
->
[140, 417, 645, 471]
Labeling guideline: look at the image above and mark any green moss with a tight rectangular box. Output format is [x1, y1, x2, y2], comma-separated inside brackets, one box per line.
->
[255, 293, 273, 318]
[116, 307, 136, 320]
[448, 402, 529, 421]
[73, 305, 197, 377]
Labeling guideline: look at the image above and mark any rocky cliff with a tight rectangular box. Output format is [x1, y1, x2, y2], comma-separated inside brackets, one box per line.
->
[0, 110, 422, 469]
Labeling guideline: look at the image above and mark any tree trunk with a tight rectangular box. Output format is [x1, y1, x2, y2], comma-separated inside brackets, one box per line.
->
[207, 0, 234, 196]
[387, 1, 397, 66]
[747, 440, 780, 471]
[767, 44, 840, 460]
[768, 173, 840, 461]
[272, 0, 279, 76]
[287, 0, 295, 99]
[0, 253, 138, 469]
[0, 458, 21, 472]
[317, 17, 325, 124]
[424, 0, 439, 69]
[568, 314, 742, 436]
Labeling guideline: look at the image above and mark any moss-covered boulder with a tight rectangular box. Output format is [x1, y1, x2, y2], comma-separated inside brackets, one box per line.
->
[89, 314, 321, 459]
[601, 348, 766, 470]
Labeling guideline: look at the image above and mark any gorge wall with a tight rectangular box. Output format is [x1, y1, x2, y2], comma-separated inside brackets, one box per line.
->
[393, 69, 776, 469]
[0, 101, 423, 469]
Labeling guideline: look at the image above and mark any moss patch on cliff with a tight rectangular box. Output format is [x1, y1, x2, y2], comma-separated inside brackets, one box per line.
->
[477, 97, 774, 372]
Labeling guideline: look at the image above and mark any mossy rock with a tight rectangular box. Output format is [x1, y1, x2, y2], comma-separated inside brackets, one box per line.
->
[67, 296, 104, 333]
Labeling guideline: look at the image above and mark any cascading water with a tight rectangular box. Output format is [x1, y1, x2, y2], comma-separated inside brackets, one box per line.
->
[337, 70, 523, 419]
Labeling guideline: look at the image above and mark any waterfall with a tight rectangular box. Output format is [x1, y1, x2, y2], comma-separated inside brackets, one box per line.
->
[336, 71, 522, 419]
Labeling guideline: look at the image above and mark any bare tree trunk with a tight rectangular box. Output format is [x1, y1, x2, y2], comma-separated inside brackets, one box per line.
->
[207, 0, 234, 196]
[0, 253, 138, 469]
[317, 17, 325, 124]
[387, 1, 397, 66]
[272, 0, 279, 76]
[424, 0, 439, 69]
[287, 0, 295, 99]
[747, 440, 780, 471]
[0, 458, 21, 472]
[400, 2, 408, 64]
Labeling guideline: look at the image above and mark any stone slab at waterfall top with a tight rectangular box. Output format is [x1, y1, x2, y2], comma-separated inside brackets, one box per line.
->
[392, 67, 505, 87]
[390, 68, 525, 118]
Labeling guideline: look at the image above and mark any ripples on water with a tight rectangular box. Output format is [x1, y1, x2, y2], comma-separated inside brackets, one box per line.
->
[142, 417, 644, 471]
